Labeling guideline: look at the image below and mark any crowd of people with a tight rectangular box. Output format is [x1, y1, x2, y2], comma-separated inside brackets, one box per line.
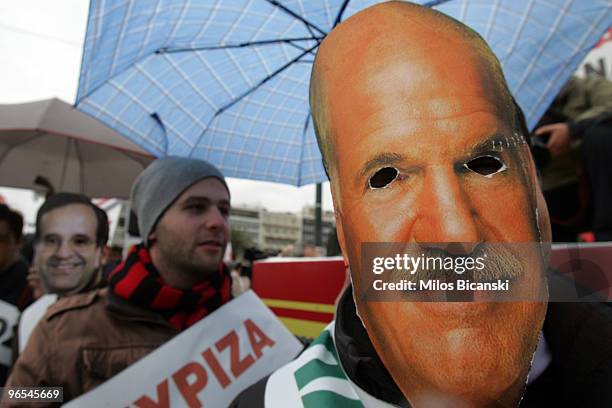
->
[0, 2, 611, 407]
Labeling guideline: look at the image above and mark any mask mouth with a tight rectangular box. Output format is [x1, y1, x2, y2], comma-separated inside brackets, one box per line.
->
[47, 258, 85, 270]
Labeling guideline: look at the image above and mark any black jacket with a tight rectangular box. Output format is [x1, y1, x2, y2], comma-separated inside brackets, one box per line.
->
[1, 257, 32, 386]
[0, 257, 31, 310]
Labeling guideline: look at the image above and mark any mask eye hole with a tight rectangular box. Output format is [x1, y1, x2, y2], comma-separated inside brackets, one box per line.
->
[368, 167, 399, 189]
[464, 155, 506, 176]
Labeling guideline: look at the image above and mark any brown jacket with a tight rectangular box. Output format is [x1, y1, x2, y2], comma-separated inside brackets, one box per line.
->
[4, 288, 179, 406]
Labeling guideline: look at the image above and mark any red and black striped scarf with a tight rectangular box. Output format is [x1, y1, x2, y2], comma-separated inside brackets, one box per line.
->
[108, 244, 231, 330]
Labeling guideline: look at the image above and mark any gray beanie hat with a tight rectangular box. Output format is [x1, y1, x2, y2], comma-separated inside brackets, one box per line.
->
[130, 156, 229, 245]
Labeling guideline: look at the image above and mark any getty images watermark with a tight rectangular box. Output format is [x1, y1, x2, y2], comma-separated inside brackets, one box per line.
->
[371, 252, 507, 291]
[358, 243, 612, 302]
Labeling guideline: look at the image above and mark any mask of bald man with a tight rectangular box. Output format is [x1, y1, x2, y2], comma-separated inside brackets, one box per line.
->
[231, 3, 554, 408]
[311, 3, 551, 408]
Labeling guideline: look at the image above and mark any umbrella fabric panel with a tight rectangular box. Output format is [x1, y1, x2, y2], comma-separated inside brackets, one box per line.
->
[0, 98, 153, 198]
[78, 43, 313, 145]
[0, 131, 148, 198]
[78, 0, 318, 99]
[0, 98, 154, 155]
[77, 0, 612, 186]
[0, 100, 53, 129]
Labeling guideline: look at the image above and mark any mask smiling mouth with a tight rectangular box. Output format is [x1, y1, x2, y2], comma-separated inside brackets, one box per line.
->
[48, 259, 85, 271]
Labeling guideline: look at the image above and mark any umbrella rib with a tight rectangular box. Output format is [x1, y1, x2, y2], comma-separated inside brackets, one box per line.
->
[115, 147, 151, 169]
[264, 0, 327, 36]
[190, 43, 319, 152]
[332, 0, 350, 28]
[159, 37, 323, 53]
[287, 42, 308, 52]
[305, 24, 316, 39]
[422, 0, 453, 7]
[286, 42, 317, 56]
[73, 139, 85, 195]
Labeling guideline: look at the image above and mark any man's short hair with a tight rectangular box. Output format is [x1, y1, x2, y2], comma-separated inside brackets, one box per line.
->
[35, 193, 109, 247]
[0, 204, 24, 240]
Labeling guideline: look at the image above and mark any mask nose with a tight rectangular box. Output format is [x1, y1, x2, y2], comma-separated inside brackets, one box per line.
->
[54, 239, 74, 258]
[412, 166, 481, 246]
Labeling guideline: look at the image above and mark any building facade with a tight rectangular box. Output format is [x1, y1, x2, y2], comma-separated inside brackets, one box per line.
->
[300, 206, 336, 248]
[228, 205, 335, 254]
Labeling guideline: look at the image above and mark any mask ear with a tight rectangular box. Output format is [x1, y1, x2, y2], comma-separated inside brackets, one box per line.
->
[334, 209, 349, 268]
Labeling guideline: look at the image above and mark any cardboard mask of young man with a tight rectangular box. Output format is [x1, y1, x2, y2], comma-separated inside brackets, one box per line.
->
[309, 2, 551, 407]
[34, 193, 108, 296]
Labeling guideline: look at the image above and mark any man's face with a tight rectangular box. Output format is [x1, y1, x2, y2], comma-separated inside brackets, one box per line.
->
[0, 220, 20, 272]
[149, 178, 230, 284]
[324, 31, 548, 404]
[35, 204, 102, 294]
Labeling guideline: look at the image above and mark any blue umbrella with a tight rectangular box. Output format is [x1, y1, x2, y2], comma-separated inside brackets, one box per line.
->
[76, 0, 611, 186]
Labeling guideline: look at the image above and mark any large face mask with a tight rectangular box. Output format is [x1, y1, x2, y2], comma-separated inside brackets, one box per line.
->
[320, 20, 551, 404]
[333, 95, 550, 408]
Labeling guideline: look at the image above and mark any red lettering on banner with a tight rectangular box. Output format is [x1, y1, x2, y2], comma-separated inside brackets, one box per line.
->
[131, 319, 277, 406]
[245, 318, 275, 358]
[172, 362, 208, 408]
[202, 348, 231, 388]
[133, 379, 170, 408]
[215, 330, 255, 378]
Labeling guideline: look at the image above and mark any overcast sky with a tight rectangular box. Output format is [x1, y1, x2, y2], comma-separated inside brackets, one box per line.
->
[0, 0, 334, 226]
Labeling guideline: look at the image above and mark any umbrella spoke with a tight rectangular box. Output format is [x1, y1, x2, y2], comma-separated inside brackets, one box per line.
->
[158, 37, 323, 54]
[423, 0, 453, 7]
[332, 0, 351, 28]
[73, 140, 85, 194]
[59, 138, 72, 192]
[264, 0, 327, 36]
[304, 23, 316, 39]
[286, 41, 308, 53]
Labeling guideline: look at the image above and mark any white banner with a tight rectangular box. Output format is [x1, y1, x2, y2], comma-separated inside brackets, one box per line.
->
[577, 28, 612, 80]
[0, 299, 20, 367]
[65, 290, 302, 407]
